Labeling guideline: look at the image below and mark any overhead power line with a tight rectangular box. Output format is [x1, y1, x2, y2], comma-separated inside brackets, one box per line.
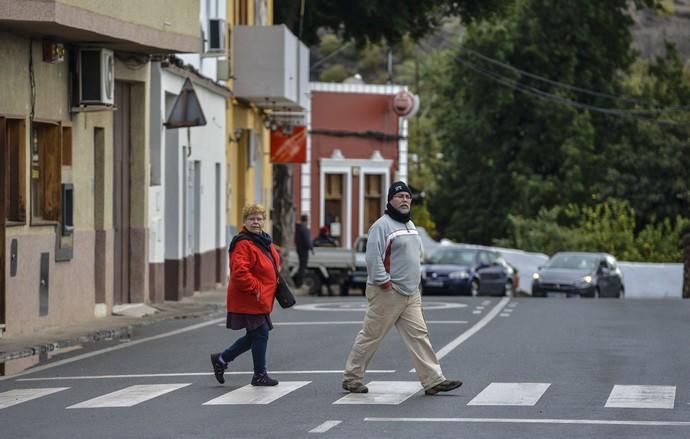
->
[460, 47, 690, 113]
[420, 40, 689, 126]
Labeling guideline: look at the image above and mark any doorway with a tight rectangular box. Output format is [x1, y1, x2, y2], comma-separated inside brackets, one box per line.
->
[0, 117, 7, 330]
[113, 82, 132, 304]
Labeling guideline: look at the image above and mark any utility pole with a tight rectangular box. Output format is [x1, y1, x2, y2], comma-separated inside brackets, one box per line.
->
[272, 163, 295, 282]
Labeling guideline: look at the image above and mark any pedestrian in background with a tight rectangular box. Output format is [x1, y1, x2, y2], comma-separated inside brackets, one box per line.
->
[294, 213, 313, 288]
[313, 225, 337, 247]
[211, 203, 280, 387]
[342, 181, 463, 395]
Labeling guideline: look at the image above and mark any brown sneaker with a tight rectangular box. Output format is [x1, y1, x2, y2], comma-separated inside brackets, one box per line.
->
[425, 379, 463, 395]
[342, 380, 368, 393]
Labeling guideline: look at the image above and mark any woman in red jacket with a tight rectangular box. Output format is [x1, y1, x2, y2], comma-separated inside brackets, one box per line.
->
[210, 203, 280, 386]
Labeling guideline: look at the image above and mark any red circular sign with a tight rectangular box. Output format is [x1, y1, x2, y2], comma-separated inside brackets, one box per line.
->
[392, 90, 419, 118]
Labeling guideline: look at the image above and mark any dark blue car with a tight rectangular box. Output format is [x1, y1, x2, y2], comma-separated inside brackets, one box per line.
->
[421, 245, 515, 296]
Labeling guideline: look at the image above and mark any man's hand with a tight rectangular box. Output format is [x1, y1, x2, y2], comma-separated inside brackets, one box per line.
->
[380, 281, 393, 290]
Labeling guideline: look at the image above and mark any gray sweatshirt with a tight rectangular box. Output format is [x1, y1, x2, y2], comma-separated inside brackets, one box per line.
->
[365, 214, 422, 296]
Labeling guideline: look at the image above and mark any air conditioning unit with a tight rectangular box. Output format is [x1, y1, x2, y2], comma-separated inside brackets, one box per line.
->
[208, 18, 226, 52]
[78, 48, 114, 106]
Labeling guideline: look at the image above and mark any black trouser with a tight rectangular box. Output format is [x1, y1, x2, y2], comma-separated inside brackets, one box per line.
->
[295, 253, 308, 287]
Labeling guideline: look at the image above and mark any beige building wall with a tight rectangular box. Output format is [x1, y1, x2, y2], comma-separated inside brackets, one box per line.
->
[0, 34, 154, 336]
[226, 0, 274, 233]
[1, 34, 110, 336]
[0, 0, 200, 52]
[57, 0, 199, 37]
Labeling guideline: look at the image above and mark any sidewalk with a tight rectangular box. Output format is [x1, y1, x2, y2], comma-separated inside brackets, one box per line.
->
[0, 288, 227, 369]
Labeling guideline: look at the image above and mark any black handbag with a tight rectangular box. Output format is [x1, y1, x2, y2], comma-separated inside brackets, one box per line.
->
[275, 276, 296, 309]
[257, 244, 297, 309]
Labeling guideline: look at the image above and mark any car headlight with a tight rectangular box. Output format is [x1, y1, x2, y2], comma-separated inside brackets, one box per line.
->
[532, 272, 540, 280]
[449, 270, 469, 280]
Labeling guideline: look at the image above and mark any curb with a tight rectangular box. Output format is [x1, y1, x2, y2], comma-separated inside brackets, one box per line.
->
[0, 304, 225, 364]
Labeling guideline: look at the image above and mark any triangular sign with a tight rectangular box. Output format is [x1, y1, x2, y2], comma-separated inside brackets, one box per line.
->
[164, 78, 207, 128]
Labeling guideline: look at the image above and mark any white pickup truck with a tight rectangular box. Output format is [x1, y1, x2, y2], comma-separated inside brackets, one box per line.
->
[287, 228, 438, 296]
[286, 235, 367, 296]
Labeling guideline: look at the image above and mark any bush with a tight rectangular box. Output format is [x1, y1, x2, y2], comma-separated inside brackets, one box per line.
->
[496, 199, 689, 262]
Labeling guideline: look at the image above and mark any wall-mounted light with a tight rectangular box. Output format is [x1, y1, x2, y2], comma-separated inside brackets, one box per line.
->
[230, 127, 244, 143]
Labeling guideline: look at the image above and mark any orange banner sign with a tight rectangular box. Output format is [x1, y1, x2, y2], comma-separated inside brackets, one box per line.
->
[270, 126, 307, 164]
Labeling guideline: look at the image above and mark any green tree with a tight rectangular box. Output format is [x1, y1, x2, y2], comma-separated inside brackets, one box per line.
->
[319, 64, 350, 82]
[430, 0, 672, 244]
[275, 0, 508, 46]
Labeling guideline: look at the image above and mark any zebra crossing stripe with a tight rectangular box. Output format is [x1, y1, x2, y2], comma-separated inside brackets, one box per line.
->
[309, 420, 342, 433]
[66, 383, 191, 408]
[333, 381, 422, 405]
[203, 381, 310, 405]
[468, 383, 551, 406]
[605, 385, 676, 409]
[0, 388, 70, 410]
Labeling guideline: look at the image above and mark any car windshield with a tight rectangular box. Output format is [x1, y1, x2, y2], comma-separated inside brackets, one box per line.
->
[429, 248, 477, 265]
[545, 253, 598, 270]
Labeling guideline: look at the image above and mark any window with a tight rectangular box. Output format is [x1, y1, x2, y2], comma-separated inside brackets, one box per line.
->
[30, 121, 72, 224]
[2, 117, 27, 224]
[324, 173, 343, 244]
[364, 174, 382, 231]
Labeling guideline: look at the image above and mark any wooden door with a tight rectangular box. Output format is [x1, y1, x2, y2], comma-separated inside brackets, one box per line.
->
[113, 83, 132, 304]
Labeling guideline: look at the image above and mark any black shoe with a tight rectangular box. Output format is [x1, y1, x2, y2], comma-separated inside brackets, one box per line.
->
[425, 379, 463, 395]
[251, 372, 279, 386]
[210, 353, 227, 384]
[342, 380, 369, 393]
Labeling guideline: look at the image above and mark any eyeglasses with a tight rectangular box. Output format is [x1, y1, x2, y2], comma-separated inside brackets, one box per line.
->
[393, 193, 412, 201]
[246, 216, 265, 222]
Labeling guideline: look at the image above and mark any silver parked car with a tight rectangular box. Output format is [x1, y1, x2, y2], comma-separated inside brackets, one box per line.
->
[531, 252, 624, 298]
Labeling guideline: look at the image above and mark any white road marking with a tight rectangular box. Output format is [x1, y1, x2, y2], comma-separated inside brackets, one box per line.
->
[333, 381, 422, 405]
[18, 370, 396, 381]
[293, 302, 467, 312]
[468, 383, 551, 406]
[411, 297, 510, 373]
[0, 387, 69, 409]
[475, 306, 485, 310]
[243, 320, 466, 327]
[309, 420, 342, 433]
[364, 417, 690, 427]
[499, 313, 510, 317]
[0, 317, 226, 381]
[472, 310, 482, 314]
[434, 297, 510, 361]
[605, 385, 676, 409]
[481, 300, 491, 306]
[203, 381, 310, 405]
[503, 308, 514, 313]
[67, 383, 190, 408]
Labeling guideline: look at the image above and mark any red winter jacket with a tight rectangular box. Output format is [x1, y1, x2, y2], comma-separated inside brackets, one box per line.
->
[227, 236, 280, 314]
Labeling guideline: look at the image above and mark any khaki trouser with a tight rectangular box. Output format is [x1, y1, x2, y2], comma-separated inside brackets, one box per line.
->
[343, 284, 446, 391]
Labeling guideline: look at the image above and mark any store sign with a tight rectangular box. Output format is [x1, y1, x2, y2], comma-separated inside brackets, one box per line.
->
[270, 126, 307, 163]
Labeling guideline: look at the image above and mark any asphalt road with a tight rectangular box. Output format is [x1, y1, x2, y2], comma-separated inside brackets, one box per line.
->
[1, 296, 689, 439]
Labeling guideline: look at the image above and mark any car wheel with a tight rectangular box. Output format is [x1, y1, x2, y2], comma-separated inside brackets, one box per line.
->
[503, 279, 514, 297]
[303, 271, 322, 296]
[470, 279, 480, 297]
[339, 282, 350, 296]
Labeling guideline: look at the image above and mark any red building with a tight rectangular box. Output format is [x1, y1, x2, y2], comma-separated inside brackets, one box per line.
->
[292, 82, 410, 248]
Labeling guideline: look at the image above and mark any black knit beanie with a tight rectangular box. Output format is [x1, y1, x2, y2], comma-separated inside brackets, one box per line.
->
[387, 181, 411, 202]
